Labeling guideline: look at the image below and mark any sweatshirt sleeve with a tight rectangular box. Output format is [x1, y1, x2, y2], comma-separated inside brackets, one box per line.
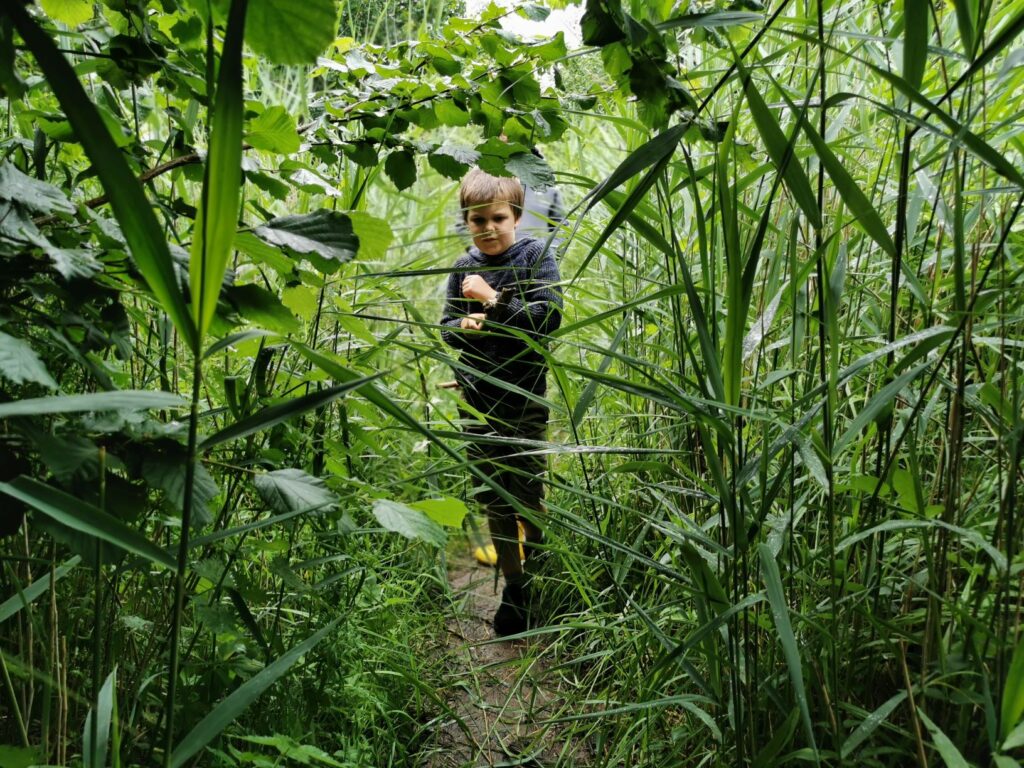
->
[439, 261, 477, 350]
[486, 246, 562, 338]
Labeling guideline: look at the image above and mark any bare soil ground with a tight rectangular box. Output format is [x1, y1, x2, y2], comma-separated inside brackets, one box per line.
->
[418, 550, 592, 768]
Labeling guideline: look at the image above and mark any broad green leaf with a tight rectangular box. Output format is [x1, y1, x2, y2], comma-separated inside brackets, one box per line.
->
[347, 212, 393, 261]
[0, 331, 58, 389]
[49, 247, 103, 280]
[0, 555, 81, 624]
[420, 42, 461, 75]
[509, 69, 541, 106]
[435, 100, 471, 127]
[281, 285, 320, 321]
[249, 170, 291, 200]
[27, 432, 88, 481]
[0, 161, 74, 215]
[432, 143, 479, 169]
[0, 200, 48, 250]
[142, 451, 219, 527]
[39, 0, 94, 27]
[760, 544, 817, 754]
[233, 230, 295, 274]
[903, 0, 929, 91]
[83, 668, 116, 768]
[200, 376, 381, 450]
[739, 64, 821, 229]
[8, 4, 197, 350]
[994, 755, 1022, 768]
[253, 468, 338, 514]
[504, 152, 556, 191]
[225, 284, 300, 335]
[246, 105, 301, 154]
[517, 4, 550, 21]
[581, 1, 624, 45]
[237, 735, 346, 766]
[342, 140, 378, 168]
[428, 142, 479, 180]
[253, 210, 359, 274]
[0, 390, 185, 418]
[0, 746, 41, 768]
[190, 0, 247, 341]
[410, 497, 468, 528]
[372, 499, 446, 547]
[245, 0, 338, 65]
[1005, 721, 1024, 751]
[528, 32, 567, 62]
[1002, 639, 1024, 740]
[918, 709, 970, 768]
[384, 150, 417, 191]
[169, 616, 342, 767]
[0, 478, 176, 571]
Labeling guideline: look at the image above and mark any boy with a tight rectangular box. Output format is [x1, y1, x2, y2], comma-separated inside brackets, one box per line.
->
[440, 169, 563, 636]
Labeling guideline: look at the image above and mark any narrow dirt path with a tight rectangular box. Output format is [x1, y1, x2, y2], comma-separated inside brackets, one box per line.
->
[419, 550, 592, 767]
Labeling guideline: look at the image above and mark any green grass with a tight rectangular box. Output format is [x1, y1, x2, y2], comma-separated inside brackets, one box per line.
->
[1, 0, 1023, 765]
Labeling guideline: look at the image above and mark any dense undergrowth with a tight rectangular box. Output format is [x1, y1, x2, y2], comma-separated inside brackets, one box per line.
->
[2, 0, 1024, 766]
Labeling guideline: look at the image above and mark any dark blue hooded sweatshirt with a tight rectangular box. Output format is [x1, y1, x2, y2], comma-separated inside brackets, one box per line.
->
[440, 237, 562, 413]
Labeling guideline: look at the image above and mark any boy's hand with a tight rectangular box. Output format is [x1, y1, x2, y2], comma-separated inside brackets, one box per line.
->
[460, 312, 486, 330]
[461, 275, 497, 303]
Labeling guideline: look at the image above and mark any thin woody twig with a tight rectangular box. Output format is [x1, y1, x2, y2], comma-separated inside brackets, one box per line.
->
[32, 151, 202, 227]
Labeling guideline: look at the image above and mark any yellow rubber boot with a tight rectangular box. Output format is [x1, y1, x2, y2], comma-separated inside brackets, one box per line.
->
[473, 542, 498, 566]
[473, 521, 526, 566]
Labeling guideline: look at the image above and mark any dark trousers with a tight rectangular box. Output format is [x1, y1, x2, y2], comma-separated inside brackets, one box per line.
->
[461, 396, 548, 526]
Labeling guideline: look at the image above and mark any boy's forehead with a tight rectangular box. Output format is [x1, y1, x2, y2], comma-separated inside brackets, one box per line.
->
[466, 201, 516, 215]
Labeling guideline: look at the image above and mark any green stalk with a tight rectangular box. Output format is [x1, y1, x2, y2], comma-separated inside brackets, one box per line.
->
[814, 0, 838, 750]
[91, 447, 106, 766]
[1, 651, 29, 748]
[164, 0, 247, 758]
[868, 126, 913, 611]
[110, 673, 121, 768]
[163, 353, 202, 766]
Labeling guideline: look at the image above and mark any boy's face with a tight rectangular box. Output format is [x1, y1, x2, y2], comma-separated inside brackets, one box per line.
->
[466, 202, 519, 257]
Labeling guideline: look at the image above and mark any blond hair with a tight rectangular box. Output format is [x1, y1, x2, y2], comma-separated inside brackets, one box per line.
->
[459, 169, 524, 221]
